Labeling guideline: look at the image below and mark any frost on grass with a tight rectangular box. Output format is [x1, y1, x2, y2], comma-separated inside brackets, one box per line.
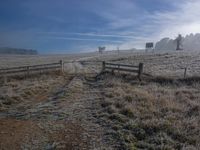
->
[99, 75, 200, 149]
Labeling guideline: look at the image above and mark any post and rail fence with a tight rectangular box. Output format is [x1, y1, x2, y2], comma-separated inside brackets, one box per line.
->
[0, 59, 193, 81]
[102, 61, 144, 79]
[0, 60, 64, 78]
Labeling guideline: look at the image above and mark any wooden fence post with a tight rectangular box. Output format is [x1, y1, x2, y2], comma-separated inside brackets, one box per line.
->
[102, 61, 105, 72]
[27, 66, 30, 77]
[3, 75, 7, 84]
[138, 63, 143, 80]
[184, 67, 187, 78]
[60, 60, 64, 73]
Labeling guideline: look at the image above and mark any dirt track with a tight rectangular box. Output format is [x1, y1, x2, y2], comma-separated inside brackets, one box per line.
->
[0, 61, 114, 150]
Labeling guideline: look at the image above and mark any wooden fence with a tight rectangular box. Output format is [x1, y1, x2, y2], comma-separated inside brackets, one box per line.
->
[102, 61, 143, 79]
[0, 60, 63, 77]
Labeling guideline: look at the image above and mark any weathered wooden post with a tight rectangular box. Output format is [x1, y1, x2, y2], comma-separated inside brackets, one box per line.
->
[102, 61, 105, 72]
[184, 67, 187, 78]
[118, 64, 120, 73]
[138, 63, 143, 80]
[60, 60, 64, 74]
[3, 75, 7, 84]
[27, 66, 30, 77]
[111, 69, 115, 75]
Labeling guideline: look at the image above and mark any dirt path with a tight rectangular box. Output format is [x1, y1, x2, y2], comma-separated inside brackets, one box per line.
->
[63, 76, 111, 149]
[0, 71, 114, 149]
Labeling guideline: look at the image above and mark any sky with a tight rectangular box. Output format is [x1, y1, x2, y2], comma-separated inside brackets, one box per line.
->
[0, 0, 200, 54]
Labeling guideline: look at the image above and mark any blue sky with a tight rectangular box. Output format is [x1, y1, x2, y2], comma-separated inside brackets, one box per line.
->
[0, 0, 200, 53]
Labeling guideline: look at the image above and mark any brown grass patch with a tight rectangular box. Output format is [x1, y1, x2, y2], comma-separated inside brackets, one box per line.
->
[99, 75, 200, 149]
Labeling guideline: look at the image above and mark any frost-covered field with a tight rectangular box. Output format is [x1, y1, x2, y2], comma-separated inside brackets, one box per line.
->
[0, 51, 200, 149]
[76, 50, 200, 78]
[0, 52, 99, 68]
[114, 51, 200, 77]
[88, 51, 200, 78]
[1, 51, 200, 78]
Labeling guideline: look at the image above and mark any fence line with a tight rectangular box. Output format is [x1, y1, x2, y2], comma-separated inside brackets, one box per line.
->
[63, 60, 102, 64]
[102, 61, 143, 79]
[0, 60, 63, 77]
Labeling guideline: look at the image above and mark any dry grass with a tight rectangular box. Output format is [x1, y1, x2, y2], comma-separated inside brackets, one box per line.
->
[99, 74, 200, 149]
[0, 74, 65, 111]
[1, 51, 200, 149]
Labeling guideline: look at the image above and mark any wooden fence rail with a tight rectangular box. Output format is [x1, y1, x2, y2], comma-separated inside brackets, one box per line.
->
[102, 61, 143, 79]
[0, 60, 63, 77]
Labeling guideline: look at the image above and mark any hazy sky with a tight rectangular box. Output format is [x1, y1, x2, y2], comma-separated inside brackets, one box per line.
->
[0, 0, 200, 53]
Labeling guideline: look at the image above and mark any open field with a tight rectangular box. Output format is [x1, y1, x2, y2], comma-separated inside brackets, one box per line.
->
[0, 51, 200, 149]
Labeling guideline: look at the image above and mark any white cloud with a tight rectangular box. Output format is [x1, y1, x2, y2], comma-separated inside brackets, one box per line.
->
[2, 0, 200, 52]
[150, 0, 200, 38]
[39, 32, 137, 39]
[93, 0, 200, 50]
[46, 36, 123, 43]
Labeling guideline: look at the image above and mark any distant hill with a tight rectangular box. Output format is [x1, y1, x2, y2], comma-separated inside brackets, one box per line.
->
[0, 47, 38, 55]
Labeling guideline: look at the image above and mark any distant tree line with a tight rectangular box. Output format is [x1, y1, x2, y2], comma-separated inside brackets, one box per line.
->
[0, 47, 38, 55]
